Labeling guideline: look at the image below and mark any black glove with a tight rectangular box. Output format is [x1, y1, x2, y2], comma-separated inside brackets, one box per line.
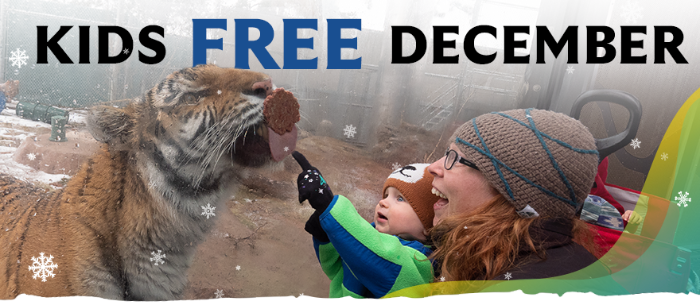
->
[292, 151, 333, 243]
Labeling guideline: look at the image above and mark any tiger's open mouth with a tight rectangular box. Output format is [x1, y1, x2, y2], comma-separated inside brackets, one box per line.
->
[230, 83, 299, 167]
[230, 119, 297, 167]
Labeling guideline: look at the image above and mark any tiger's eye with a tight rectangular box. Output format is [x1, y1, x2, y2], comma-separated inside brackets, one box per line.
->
[183, 94, 197, 104]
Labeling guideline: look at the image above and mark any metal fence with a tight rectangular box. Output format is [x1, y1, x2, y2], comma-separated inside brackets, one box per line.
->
[1, 0, 191, 109]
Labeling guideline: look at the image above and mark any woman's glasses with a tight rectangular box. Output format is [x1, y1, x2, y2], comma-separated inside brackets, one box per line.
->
[444, 149, 479, 171]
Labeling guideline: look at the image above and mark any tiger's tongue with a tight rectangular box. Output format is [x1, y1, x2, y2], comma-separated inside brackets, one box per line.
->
[268, 125, 297, 162]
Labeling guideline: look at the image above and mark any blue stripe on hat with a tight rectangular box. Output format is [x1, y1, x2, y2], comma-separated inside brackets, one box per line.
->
[456, 108, 598, 209]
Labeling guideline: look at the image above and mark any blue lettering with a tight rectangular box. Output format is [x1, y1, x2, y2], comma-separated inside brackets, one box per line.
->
[283, 19, 317, 69]
[327, 19, 361, 69]
[235, 19, 280, 69]
[192, 19, 227, 67]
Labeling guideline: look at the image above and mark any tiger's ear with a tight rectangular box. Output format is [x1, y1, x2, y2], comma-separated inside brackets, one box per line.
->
[87, 105, 134, 150]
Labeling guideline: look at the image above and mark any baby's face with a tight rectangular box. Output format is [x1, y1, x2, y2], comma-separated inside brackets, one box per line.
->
[374, 187, 426, 242]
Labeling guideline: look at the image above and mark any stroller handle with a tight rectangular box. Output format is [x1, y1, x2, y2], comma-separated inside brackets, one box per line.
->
[570, 89, 643, 162]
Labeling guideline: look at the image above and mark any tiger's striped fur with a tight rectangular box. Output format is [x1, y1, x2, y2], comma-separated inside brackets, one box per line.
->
[0, 65, 285, 300]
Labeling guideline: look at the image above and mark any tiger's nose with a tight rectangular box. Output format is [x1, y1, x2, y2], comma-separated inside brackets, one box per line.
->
[252, 78, 274, 96]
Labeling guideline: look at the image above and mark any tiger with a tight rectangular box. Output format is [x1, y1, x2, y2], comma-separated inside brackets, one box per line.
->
[0, 65, 298, 300]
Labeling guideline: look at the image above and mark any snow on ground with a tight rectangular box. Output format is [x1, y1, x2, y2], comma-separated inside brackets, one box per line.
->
[0, 103, 72, 186]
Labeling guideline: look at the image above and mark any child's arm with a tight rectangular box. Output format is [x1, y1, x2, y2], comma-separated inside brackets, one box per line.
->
[319, 195, 433, 298]
[292, 152, 431, 297]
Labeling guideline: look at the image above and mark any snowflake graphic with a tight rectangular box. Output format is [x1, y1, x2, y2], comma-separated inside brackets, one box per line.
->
[236, 265, 241, 271]
[318, 189, 324, 194]
[504, 272, 513, 280]
[122, 48, 130, 55]
[299, 293, 305, 297]
[630, 138, 641, 149]
[217, 90, 222, 95]
[28, 253, 58, 282]
[201, 203, 216, 219]
[566, 66, 575, 74]
[214, 289, 224, 299]
[675, 191, 691, 208]
[440, 276, 446, 282]
[147, 181, 157, 190]
[27, 153, 36, 161]
[284, 146, 289, 152]
[150, 250, 166, 266]
[9, 48, 28, 69]
[620, 0, 644, 24]
[391, 162, 401, 171]
[343, 124, 357, 138]
[661, 152, 669, 161]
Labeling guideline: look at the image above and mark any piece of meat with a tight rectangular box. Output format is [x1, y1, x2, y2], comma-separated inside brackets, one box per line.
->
[263, 88, 300, 135]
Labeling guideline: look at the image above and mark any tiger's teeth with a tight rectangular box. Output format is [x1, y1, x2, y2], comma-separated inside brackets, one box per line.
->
[432, 188, 447, 199]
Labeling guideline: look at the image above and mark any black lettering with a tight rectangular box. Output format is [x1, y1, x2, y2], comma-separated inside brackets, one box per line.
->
[620, 26, 646, 64]
[79, 26, 90, 64]
[536, 26, 578, 64]
[98, 26, 133, 64]
[654, 26, 688, 64]
[391, 26, 427, 64]
[504, 26, 529, 64]
[139, 25, 166, 64]
[433, 26, 458, 64]
[464, 25, 496, 64]
[586, 26, 616, 64]
[37, 26, 73, 64]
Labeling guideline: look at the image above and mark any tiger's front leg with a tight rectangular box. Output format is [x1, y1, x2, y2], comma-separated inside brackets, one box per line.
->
[120, 245, 195, 300]
[61, 220, 126, 299]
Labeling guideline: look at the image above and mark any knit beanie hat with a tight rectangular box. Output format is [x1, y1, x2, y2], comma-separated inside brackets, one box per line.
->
[452, 109, 599, 219]
[382, 163, 440, 230]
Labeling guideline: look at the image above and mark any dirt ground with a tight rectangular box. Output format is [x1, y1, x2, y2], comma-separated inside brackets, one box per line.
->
[181, 134, 398, 299]
[4, 116, 449, 299]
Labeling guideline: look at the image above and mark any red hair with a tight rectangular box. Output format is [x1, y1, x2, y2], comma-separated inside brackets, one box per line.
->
[429, 194, 598, 282]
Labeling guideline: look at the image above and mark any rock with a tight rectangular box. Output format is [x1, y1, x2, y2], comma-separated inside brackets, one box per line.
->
[12, 129, 100, 175]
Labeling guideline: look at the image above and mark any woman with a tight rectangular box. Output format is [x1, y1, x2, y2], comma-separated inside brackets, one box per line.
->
[427, 108, 619, 290]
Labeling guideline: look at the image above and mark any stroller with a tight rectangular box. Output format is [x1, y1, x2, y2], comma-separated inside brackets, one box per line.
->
[571, 90, 695, 294]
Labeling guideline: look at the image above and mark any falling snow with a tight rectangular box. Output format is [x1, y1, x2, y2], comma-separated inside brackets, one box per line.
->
[630, 138, 641, 149]
[620, 0, 644, 24]
[661, 152, 668, 161]
[217, 90, 222, 95]
[9, 48, 28, 69]
[343, 124, 357, 138]
[675, 191, 691, 208]
[214, 289, 224, 298]
[150, 250, 166, 266]
[201, 203, 216, 219]
[28, 253, 58, 282]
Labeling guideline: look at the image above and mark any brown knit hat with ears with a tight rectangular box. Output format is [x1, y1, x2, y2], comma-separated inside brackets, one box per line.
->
[452, 109, 599, 219]
[382, 163, 441, 230]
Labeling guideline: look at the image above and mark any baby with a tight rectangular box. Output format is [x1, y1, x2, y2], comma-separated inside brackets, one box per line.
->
[293, 152, 439, 298]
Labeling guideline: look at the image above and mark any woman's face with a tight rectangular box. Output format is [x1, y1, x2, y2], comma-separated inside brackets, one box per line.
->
[428, 143, 499, 226]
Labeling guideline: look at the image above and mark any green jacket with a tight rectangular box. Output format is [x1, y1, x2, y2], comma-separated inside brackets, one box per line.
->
[313, 195, 434, 298]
